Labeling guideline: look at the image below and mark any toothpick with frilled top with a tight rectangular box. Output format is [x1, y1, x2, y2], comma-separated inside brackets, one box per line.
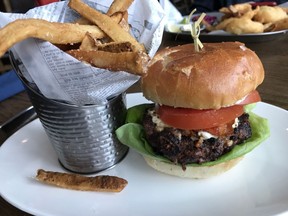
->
[188, 9, 206, 52]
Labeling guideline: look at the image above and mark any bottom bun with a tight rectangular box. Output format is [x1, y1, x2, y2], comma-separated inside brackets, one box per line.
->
[143, 156, 243, 179]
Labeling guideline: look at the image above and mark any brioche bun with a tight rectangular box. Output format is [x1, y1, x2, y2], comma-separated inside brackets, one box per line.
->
[141, 42, 264, 109]
[143, 156, 243, 179]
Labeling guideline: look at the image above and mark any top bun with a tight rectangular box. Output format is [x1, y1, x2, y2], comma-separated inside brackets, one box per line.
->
[141, 42, 264, 109]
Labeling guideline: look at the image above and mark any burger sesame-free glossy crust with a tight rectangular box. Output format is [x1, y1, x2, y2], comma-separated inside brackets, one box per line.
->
[141, 42, 264, 109]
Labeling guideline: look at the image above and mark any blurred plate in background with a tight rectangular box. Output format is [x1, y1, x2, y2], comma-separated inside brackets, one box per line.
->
[165, 12, 288, 43]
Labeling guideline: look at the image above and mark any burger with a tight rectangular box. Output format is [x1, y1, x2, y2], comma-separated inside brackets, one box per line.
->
[116, 42, 270, 178]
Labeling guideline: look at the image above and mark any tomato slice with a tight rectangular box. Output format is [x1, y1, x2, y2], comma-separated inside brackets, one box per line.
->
[205, 120, 235, 136]
[157, 105, 244, 130]
[156, 90, 261, 130]
[235, 90, 261, 105]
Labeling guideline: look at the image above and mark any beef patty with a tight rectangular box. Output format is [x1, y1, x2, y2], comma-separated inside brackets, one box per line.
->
[143, 107, 252, 169]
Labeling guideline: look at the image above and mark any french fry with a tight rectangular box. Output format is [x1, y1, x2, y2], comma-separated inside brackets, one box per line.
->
[0, 19, 106, 57]
[94, 41, 134, 53]
[36, 169, 128, 192]
[75, 12, 125, 26]
[68, 0, 145, 53]
[74, 17, 93, 25]
[118, 11, 130, 32]
[0, 0, 149, 75]
[80, 33, 135, 52]
[67, 49, 149, 75]
[106, 0, 134, 16]
[54, 43, 81, 52]
[79, 33, 99, 51]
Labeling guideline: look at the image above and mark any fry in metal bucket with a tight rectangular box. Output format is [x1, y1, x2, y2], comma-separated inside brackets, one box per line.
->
[68, 0, 145, 52]
[111, 11, 130, 32]
[74, 17, 93, 25]
[0, 18, 106, 57]
[79, 33, 99, 51]
[75, 11, 125, 26]
[80, 34, 134, 52]
[67, 49, 149, 75]
[117, 11, 130, 32]
[106, 0, 134, 16]
[94, 41, 134, 52]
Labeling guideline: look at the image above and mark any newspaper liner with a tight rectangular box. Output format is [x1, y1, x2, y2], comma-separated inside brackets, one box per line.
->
[0, 0, 165, 105]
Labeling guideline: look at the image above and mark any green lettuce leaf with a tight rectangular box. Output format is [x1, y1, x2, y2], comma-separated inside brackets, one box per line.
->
[244, 103, 257, 113]
[116, 104, 270, 167]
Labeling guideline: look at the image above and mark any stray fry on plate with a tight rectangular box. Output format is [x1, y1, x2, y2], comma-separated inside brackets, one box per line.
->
[36, 169, 128, 192]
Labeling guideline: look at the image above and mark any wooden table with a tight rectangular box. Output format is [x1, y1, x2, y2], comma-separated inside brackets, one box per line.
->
[0, 33, 287, 216]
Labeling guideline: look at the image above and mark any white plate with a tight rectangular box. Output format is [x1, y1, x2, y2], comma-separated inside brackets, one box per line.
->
[1, 93, 288, 216]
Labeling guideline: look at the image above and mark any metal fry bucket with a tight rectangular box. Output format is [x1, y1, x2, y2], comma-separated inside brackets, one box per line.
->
[11, 55, 128, 174]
